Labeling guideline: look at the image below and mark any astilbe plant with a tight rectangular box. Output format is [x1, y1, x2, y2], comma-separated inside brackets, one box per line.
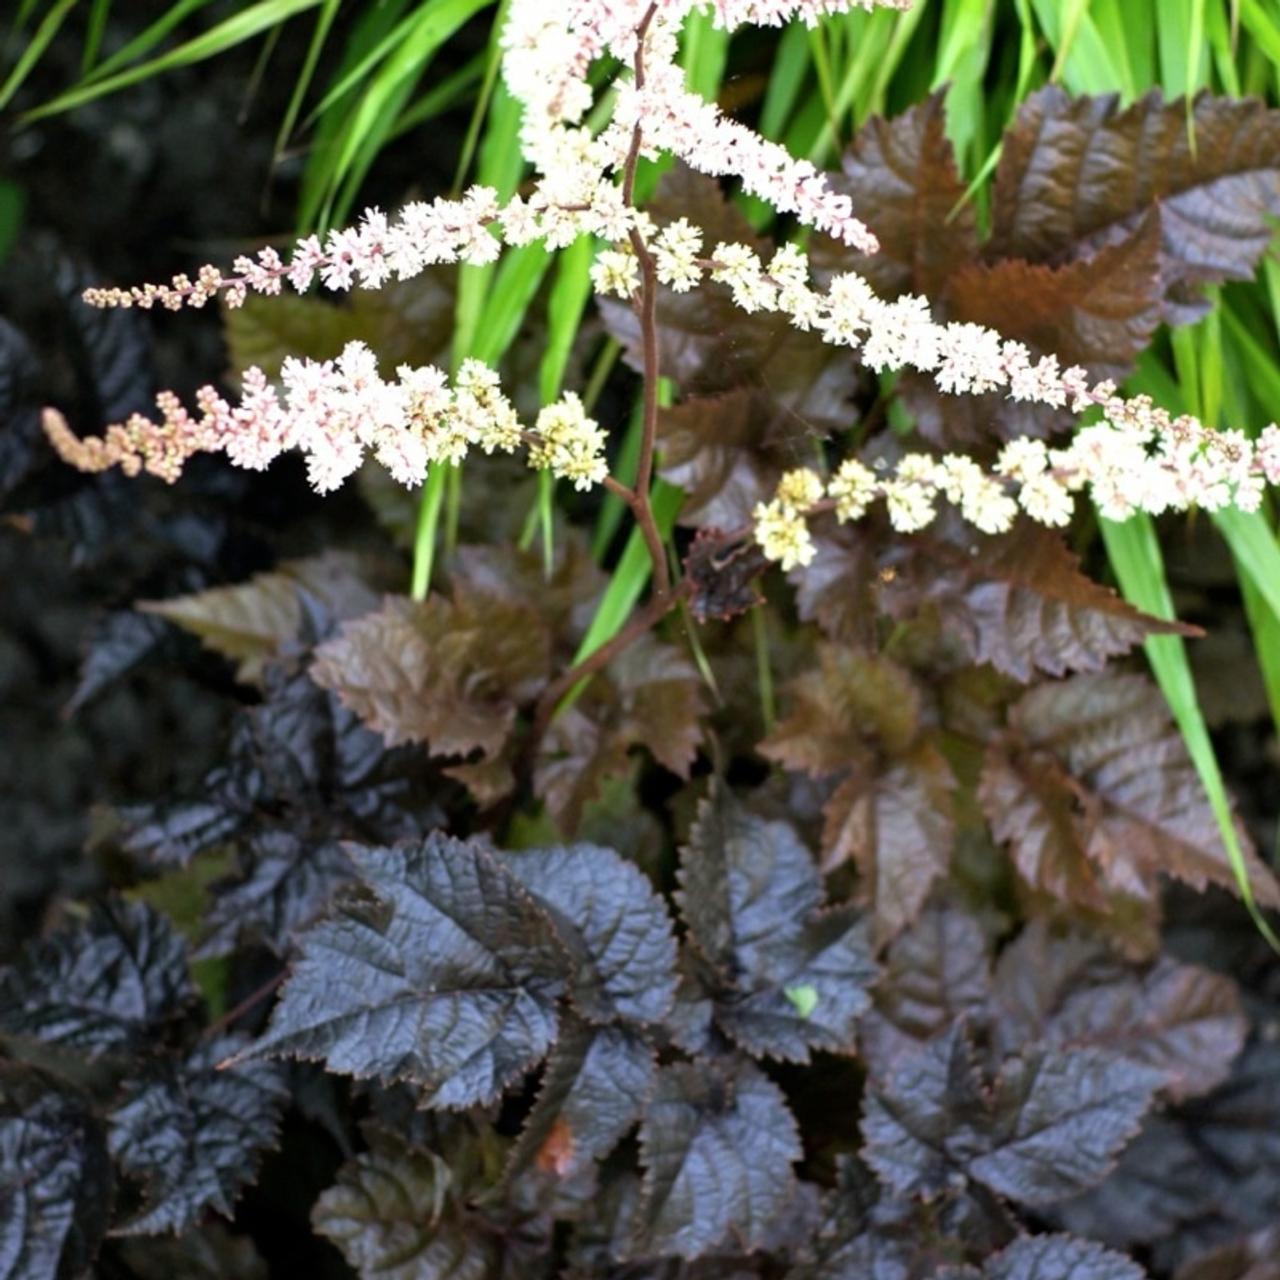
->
[7, 0, 1280, 1278]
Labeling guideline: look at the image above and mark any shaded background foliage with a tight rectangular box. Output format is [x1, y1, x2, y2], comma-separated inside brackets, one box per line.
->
[2, 2, 1280, 1279]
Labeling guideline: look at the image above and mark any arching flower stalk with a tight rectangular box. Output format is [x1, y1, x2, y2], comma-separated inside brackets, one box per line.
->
[45, 0, 1280, 608]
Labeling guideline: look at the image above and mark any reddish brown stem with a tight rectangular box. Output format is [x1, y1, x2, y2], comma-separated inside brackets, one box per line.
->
[528, 578, 693, 751]
[202, 969, 285, 1042]
[619, 3, 671, 598]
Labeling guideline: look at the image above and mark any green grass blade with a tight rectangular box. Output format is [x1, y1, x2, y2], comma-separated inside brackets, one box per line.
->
[1101, 514, 1280, 946]
[1211, 508, 1280, 626]
[319, 0, 495, 227]
[19, 0, 324, 122]
[410, 463, 449, 602]
[82, 0, 112, 75]
[681, 4, 730, 98]
[759, 22, 810, 138]
[572, 481, 684, 667]
[80, 0, 215, 83]
[0, 0, 80, 112]
[273, 0, 340, 161]
[389, 49, 485, 141]
[297, 0, 412, 229]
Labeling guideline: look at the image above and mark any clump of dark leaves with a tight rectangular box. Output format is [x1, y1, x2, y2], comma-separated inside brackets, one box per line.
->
[4, 83, 1280, 1280]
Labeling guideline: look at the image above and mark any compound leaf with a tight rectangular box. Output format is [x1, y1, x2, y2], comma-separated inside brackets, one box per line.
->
[980, 1233, 1145, 1280]
[678, 787, 876, 1061]
[626, 1061, 802, 1260]
[108, 1037, 287, 1235]
[497, 844, 678, 1025]
[0, 1066, 111, 1280]
[241, 835, 566, 1108]
[0, 899, 194, 1059]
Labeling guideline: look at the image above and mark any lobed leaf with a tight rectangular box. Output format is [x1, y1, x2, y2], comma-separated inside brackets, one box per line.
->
[312, 1136, 498, 1280]
[241, 834, 567, 1108]
[678, 786, 877, 1061]
[535, 635, 705, 833]
[504, 1016, 655, 1193]
[108, 1037, 287, 1235]
[946, 212, 1164, 378]
[121, 666, 445, 867]
[141, 551, 389, 685]
[0, 1066, 111, 1280]
[990, 88, 1280, 324]
[991, 922, 1247, 1100]
[862, 1022, 1161, 1206]
[979, 1234, 1146, 1280]
[970, 1048, 1163, 1206]
[760, 647, 954, 937]
[814, 89, 978, 300]
[496, 844, 678, 1025]
[197, 830, 355, 959]
[980, 674, 1280, 929]
[625, 1061, 803, 1260]
[0, 898, 194, 1059]
[859, 903, 993, 1078]
[310, 588, 550, 762]
[875, 518, 1191, 682]
[658, 388, 820, 532]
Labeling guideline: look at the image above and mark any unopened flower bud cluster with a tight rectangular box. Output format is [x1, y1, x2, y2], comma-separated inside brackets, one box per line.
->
[590, 230, 1280, 564]
[44, 341, 606, 497]
[752, 419, 1280, 569]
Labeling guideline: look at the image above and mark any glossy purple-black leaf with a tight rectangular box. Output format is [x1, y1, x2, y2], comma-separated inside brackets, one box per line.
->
[196, 830, 354, 960]
[971, 1049, 1162, 1205]
[109, 1225, 269, 1280]
[678, 787, 876, 1061]
[862, 1023, 1160, 1206]
[859, 903, 993, 1080]
[624, 1060, 802, 1260]
[108, 1036, 286, 1235]
[505, 1016, 655, 1197]
[121, 667, 444, 868]
[0, 1065, 111, 1280]
[979, 1234, 1146, 1280]
[241, 835, 567, 1108]
[0, 898, 194, 1059]
[497, 844, 678, 1025]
